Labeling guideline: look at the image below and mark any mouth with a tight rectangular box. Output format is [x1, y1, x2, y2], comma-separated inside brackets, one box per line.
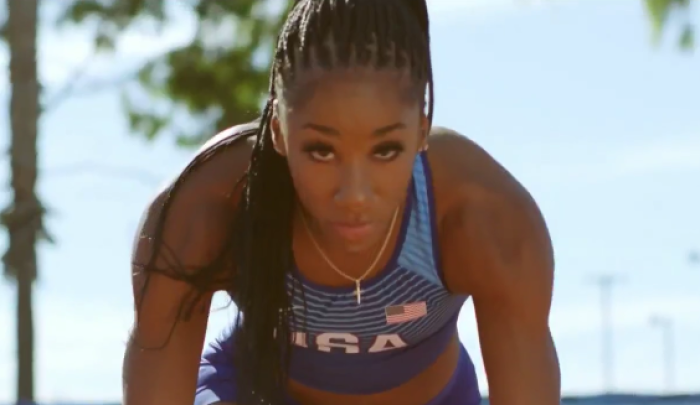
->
[329, 221, 375, 242]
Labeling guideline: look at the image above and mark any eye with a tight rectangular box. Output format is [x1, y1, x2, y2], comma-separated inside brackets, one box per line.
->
[372, 141, 405, 161]
[302, 141, 336, 162]
[310, 149, 335, 162]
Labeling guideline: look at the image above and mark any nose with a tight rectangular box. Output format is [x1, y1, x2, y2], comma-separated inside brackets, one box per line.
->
[334, 160, 373, 212]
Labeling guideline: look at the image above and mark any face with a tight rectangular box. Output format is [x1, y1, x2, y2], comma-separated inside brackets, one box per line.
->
[271, 69, 428, 253]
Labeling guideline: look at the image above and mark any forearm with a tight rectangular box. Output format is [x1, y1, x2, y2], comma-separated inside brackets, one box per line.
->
[122, 335, 201, 405]
[485, 331, 561, 405]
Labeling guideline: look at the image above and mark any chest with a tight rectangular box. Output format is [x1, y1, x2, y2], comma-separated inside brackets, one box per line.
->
[286, 267, 464, 355]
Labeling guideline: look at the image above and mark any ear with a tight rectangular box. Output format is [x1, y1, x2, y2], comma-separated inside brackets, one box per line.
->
[418, 113, 429, 152]
[270, 99, 287, 156]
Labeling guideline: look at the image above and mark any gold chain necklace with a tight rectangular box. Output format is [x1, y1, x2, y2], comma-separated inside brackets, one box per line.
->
[300, 206, 400, 305]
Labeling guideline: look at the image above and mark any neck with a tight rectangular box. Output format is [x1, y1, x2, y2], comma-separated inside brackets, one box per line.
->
[291, 204, 404, 281]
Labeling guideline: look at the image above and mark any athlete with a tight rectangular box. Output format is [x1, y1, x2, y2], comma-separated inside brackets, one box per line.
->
[123, 1, 560, 405]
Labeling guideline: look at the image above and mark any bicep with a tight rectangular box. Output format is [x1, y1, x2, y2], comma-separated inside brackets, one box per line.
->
[470, 200, 559, 405]
[131, 183, 238, 346]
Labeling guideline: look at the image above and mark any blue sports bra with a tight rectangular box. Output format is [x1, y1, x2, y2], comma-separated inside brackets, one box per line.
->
[284, 152, 468, 394]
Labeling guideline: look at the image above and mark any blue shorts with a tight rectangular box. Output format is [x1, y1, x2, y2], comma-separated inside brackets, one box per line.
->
[195, 337, 482, 405]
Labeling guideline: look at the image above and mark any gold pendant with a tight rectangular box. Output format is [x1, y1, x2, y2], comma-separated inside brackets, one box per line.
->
[354, 281, 362, 305]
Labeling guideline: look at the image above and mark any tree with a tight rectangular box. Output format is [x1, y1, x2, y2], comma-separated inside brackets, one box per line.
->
[3, 2, 145, 404]
[3, 0, 46, 404]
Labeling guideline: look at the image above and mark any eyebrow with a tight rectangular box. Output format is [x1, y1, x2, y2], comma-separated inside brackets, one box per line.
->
[302, 122, 406, 137]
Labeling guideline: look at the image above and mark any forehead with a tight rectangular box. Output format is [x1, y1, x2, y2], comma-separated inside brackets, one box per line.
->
[279, 68, 423, 122]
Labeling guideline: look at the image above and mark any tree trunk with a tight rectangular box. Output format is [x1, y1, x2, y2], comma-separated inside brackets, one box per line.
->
[6, 0, 40, 403]
[15, 269, 34, 404]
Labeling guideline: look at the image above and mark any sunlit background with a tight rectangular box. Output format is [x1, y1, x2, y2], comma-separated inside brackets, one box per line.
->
[0, 0, 699, 404]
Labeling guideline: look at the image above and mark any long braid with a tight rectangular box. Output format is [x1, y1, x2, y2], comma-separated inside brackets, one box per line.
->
[231, 72, 298, 403]
[232, 1, 435, 403]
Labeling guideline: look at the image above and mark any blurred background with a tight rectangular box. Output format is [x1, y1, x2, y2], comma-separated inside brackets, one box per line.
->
[0, 0, 698, 404]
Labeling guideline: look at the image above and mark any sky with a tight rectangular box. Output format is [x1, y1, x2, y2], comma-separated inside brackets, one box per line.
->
[1, 0, 699, 402]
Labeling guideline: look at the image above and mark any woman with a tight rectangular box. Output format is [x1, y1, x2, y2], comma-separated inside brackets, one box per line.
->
[124, 1, 560, 405]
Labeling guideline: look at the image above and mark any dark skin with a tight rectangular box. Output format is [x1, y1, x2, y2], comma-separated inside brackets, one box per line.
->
[124, 69, 560, 405]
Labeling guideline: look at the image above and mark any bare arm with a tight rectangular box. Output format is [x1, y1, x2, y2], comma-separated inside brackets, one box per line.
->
[463, 194, 558, 405]
[432, 129, 560, 405]
[123, 130, 253, 405]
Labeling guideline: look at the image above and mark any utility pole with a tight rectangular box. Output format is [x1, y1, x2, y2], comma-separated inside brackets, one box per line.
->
[590, 274, 623, 394]
[649, 315, 675, 393]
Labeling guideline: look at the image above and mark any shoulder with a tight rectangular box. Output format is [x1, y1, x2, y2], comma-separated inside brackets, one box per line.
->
[187, 121, 259, 193]
[157, 121, 258, 212]
[425, 126, 553, 297]
[426, 126, 535, 222]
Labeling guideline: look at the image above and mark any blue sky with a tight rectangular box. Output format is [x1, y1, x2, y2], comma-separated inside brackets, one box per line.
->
[1, 0, 699, 402]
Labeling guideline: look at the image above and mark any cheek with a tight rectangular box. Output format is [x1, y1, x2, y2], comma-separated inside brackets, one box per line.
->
[377, 154, 416, 199]
[286, 154, 334, 210]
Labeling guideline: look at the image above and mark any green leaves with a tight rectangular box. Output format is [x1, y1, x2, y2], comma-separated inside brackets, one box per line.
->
[59, 0, 291, 147]
[61, 0, 110, 23]
[644, 0, 695, 51]
[58, 0, 167, 51]
[679, 24, 695, 49]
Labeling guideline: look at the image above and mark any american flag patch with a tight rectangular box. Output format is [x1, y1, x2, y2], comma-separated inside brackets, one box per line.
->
[385, 301, 428, 324]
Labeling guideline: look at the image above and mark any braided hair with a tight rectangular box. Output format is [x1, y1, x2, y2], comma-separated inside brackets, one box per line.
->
[142, 1, 434, 404]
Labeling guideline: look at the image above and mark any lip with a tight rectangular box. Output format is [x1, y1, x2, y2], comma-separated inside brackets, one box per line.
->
[330, 222, 375, 241]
